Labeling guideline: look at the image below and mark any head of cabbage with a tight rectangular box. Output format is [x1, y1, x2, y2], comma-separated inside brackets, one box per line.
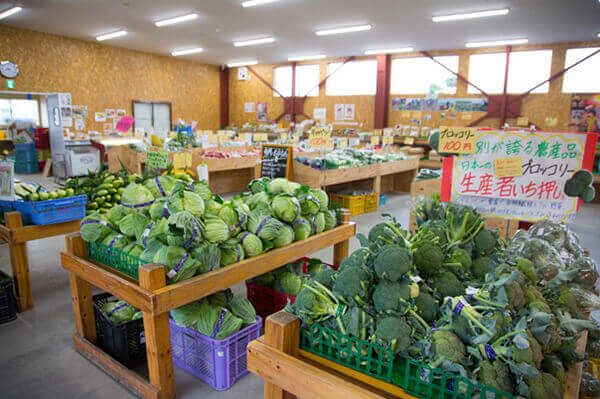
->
[149, 198, 170, 220]
[106, 205, 134, 227]
[190, 181, 213, 201]
[117, 212, 149, 238]
[167, 211, 204, 248]
[153, 246, 200, 283]
[101, 300, 139, 324]
[309, 188, 329, 211]
[248, 177, 270, 194]
[273, 223, 294, 248]
[196, 303, 243, 340]
[292, 217, 312, 241]
[101, 232, 131, 252]
[191, 242, 221, 274]
[322, 209, 337, 231]
[247, 209, 284, 241]
[307, 212, 325, 235]
[167, 187, 205, 219]
[219, 239, 245, 267]
[218, 202, 248, 235]
[244, 191, 270, 211]
[137, 218, 168, 246]
[237, 232, 263, 257]
[123, 242, 144, 258]
[121, 183, 155, 210]
[144, 175, 177, 199]
[204, 216, 231, 244]
[205, 197, 224, 216]
[272, 194, 300, 224]
[80, 213, 115, 243]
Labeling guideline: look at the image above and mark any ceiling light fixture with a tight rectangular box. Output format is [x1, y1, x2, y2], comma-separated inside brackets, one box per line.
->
[0, 6, 22, 20]
[288, 54, 326, 61]
[432, 8, 509, 22]
[227, 60, 258, 68]
[155, 13, 198, 27]
[96, 30, 128, 41]
[465, 38, 528, 48]
[171, 48, 204, 56]
[233, 37, 275, 47]
[315, 24, 372, 36]
[241, 0, 280, 7]
[364, 47, 413, 55]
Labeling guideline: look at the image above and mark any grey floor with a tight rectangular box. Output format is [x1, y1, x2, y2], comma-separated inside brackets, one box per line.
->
[1, 174, 599, 399]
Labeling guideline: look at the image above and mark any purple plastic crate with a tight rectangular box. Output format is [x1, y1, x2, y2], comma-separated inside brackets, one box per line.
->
[169, 316, 261, 391]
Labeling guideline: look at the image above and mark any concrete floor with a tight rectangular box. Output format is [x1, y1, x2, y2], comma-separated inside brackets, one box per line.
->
[0, 175, 599, 398]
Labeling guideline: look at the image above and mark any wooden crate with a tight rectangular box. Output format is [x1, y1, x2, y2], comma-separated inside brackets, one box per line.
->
[107, 145, 145, 174]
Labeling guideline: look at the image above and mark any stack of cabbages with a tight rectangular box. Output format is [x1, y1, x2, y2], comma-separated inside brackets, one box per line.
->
[80, 175, 337, 285]
[252, 258, 334, 297]
[288, 195, 600, 399]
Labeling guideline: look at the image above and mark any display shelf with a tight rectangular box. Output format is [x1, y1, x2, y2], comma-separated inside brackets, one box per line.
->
[192, 154, 260, 194]
[61, 211, 355, 399]
[107, 145, 146, 174]
[409, 177, 442, 197]
[393, 137, 429, 146]
[247, 311, 586, 399]
[418, 159, 443, 169]
[0, 211, 80, 311]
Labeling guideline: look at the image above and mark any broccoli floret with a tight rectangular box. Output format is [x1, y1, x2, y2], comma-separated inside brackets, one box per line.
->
[313, 268, 337, 289]
[373, 244, 411, 282]
[446, 248, 472, 274]
[413, 241, 444, 276]
[368, 223, 399, 247]
[542, 354, 566, 390]
[444, 205, 484, 247]
[478, 360, 513, 394]
[414, 292, 439, 323]
[372, 316, 412, 354]
[432, 271, 465, 298]
[558, 287, 578, 314]
[527, 372, 562, 399]
[473, 228, 497, 257]
[513, 332, 543, 369]
[471, 256, 492, 280]
[431, 330, 466, 364]
[372, 280, 410, 314]
[332, 266, 372, 306]
[516, 257, 537, 283]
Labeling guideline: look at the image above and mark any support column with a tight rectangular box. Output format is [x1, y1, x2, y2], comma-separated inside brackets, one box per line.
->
[264, 312, 300, 399]
[220, 66, 230, 128]
[66, 233, 96, 343]
[6, 212, 33, 311]
[499, 46, 512, 127]
[374, 54, 391, 129]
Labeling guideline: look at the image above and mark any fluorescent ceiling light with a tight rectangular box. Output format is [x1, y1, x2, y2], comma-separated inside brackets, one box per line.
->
[96, 30, 127, 41]
[155, 13, 198, 27]
[241, 0, 279, 7]
[171, 48, 203, 56]
[432, 8, 509, 22]
[233, 37, 275, 47]
[227, 60, 258, 68]
[288, 54, 326, 61]
[364, 47, 413, 55]
[315, 24, 372, 36]
[0, 6, 22, 20]
[465, 38, 528, 48]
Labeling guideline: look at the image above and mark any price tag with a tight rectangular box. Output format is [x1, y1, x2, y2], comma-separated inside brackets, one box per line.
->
[209, 135, 219, 143]
[383, 130, 393, 136]
[255, 133, 268, 142]
[494, 157, 523, 177]
[308, 127, 333, 149]
[146, 146, 168, 170]
[281, 133, 288, 141]
[172, 152, 192, 169]
[383, 136, 393, 145]
[370, 136, 380, 146]
[339, 138, 348, 148]
[0, 161, 15, 201]
[545, 117, 557, 126]
[438, 126, 478, 154]
[516, 117, 529, 126]
[404, 137, 415, 145]
[412, 111, 422, 118]
[373, 129, 382, 136]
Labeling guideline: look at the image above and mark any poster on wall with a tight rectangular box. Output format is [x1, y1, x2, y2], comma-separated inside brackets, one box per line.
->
[72, 105, 88, 119]
[74, 119, 85, 131]
[116, 109, 127, 117]
[441, 128, 598, 222]
[60, 107, 73, 127]
[344, 104, 355, 121]
[95, 112, 106, 122]
[257, 102, 267, 122]
[105, 109, 117, 119]
[570, 94, 600, 133]
[313, 107, 326, 120]
[58, 93, 71, 108]
[245, 102, 255, 113]
[0, 161, 15, 201]
[334, 104, 344, 120]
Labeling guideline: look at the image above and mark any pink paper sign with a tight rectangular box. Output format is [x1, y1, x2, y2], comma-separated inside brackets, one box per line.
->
[115, 116, 135, 132]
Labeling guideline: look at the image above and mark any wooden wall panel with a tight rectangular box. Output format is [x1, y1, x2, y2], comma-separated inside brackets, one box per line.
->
[0, 25, 220, 133]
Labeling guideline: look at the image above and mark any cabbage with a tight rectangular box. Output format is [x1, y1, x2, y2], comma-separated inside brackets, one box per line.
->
[190, 181, 213, 201]
[267, 178, 289, 195]
[286, 181, 301, 194]
[218, 202, 248, 235]
[272, 194, 300, 223]
[170, 301, 202, 328]
[101, 232, 131, 252]
[196, 303, 243, 340]
[204, 216, 231, 244]
[122, 183, 155, 210]
[167, 211, 203, 248]
[207, 289, 233, 308]
[309, 188, 328, 211]
[245, 191, 270, 211]
[101, 300, 138, 324]
[106, 205, 134, 227]
[191, 242, 221, 274]
[205, 198, 223, 216]
[228, 296, 256, 325]
[80, 213, 115, 242]
[132, 311, 143, 320]
[139, 239, 166, 263]
[167, 188, 205, 219]
[144, 175, 177, 199]
[149, 198, 170, 220]
[137, 218, 168, 246]
[220, 239, 245, 266]
[153, 246, 200, 283]
[273, 224, 294, 248]
[292, 217, 311, 241]
[123, 242, 144, 258]
[117, 212, 149, 238]
[307, 213, 325, 235]
[247, 210, 284, 241]
[298, 194, 320, 216]
[322, 209, 337, 231]
[273, 271, 302, 296]
[237, 232, 263, 257]
[253, 272, 275, 287]
[248, 177, 270, 194]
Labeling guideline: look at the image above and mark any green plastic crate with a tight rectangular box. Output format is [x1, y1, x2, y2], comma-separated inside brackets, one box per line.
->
[86, 241, 142, 280]
[329, 201, 342, 225]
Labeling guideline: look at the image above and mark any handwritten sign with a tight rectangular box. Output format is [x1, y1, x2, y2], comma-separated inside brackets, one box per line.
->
[439, 126, 478, 154]
[338, 138, 348, 148]
[373, 129, 382, 136]
[308, 127, 333, 149]
[281, 133, 288, 141]
[516, 117, 529, 126]
[146, 146, 168, 170]
[382, 136, 394, 145]
[172, 152, 192, 170]
[545, 117, 558, 127]
[254, 133, 268, 142]
[494, 157, 523, 177]
[115, 116, 135, 133]
[260, 145, 293, 179]
[404, 137, 415, 145]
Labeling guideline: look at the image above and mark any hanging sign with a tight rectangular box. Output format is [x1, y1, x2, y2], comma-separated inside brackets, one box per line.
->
[146, 146, 168, 170]
[308, 127, 333, 149]
[370, 136, 380, 146]
[260, 144, 293, 180]
[172, 151, 192, 170]
[439, 126, 478, 154]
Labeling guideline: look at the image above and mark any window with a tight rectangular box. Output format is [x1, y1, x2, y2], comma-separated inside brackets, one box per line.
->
[468, 50, 553, 94]
[0, 98, 40, 125]
[562, 47, 600, 93]
[326, 60, 377, 95]
[391, 56, 458, 95]
[132, 100, 172, 135]
[273, 64, 320, 97]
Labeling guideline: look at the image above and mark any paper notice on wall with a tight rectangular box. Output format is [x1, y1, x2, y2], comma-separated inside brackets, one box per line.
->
[116, 109, 126, 117]
[257, 102, 267, 122]
[105, 109, 117, 119]
[344, 104, 355, 121]
[72, 105, 88, 119]
[334, 104, 344, 121]
[74, 118, 85, 131]
[245, 102, 255, 113]
[60, 107, 73, 127]
[58, 93, 71, 107]
[314, 107, 326, 120]
[95, 112, 106, 122]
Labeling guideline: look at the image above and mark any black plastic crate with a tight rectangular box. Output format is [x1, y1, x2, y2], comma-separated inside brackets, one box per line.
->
[93, 293, 146, 368]
[0, 270, 17, 324]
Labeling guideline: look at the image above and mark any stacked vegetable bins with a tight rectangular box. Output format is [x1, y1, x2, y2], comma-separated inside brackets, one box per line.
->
[14, 142, 38, 174]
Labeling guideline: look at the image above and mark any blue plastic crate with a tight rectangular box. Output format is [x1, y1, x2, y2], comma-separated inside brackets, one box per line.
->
[0, 200, 14, 215]
[15, 161, 39, 174]
[15, 149, 38, 163]
[13, 195, 87, 225]
[379, 194, 387, 206]
[14, 142, 35, 152]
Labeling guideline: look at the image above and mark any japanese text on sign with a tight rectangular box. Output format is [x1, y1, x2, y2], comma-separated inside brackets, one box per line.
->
[439, 126, 478, 154]
[146, 146, 168, 170]
[308, 127, 333, 149]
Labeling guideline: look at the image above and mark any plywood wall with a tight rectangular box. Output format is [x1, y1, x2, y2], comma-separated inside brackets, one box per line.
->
[229, 40, 600, 132]
[0, 25, 221, 133]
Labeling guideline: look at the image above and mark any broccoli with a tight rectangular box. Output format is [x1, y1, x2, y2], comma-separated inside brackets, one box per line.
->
[372, 280, 410, 314]
[444, 205, 484, 247]
[524, 286, 545, 305]
[432, 271, 465, 298]
[478, 360, 513, 394]
[373, 244, 411, 282]
[414, 292, 439, 323]
[541, 354, 566, 390]
[516, 257, 536, 283]
[572, 256, 599, 290]
[313, 267, 337, 289]
[521, 238, 564, 279]
[431, 330, 466, 364]
[512, 332, 543, 369]
[332, 265, 372, 306]
[527, 372, 562, 399]
[412, 194, 446, 222]
[339, 248, 372, 271]
[557, 287, 578, 314]
[413, 241, 444, 276]
[473, 228, 497, 257]
[471, 256, 492, 280]
[368, 223, 400, 247]
[504, 280, 525, 311]
[341, 306, 374, 340]
[419, 219, 449, 246]
[445, 248, 472, 274]
[372, 316, 412, 354]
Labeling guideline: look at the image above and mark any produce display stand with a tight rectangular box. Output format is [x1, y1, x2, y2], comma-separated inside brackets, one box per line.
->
[191, 150, 260, 194]
[60, 211, 355, 399]
[293, 158, 419, 194]
[410, 177, 442, 197]
[418, 159, 443, 169]
[0, 211, 80, 311]
[248, 311, 587, 399]
[107, 145, 146, 174]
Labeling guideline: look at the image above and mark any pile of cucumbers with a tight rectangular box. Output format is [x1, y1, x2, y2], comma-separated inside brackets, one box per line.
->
[63, 169, 130, 215]
[14, 182, 77, 202]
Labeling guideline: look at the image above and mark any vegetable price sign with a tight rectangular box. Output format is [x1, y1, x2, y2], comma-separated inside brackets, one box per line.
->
[146, 146, 168, 170]
[308, 127, 333, 149]
[441, 129, 598, 222]
[260, 144, 294, 180]
[439, 126, 477, 154]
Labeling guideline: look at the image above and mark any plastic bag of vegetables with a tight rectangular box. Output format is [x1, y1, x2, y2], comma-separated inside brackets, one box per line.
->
[189, 181, 213, 201]
[167, 211, 203, 248]
[218, 202, 248, 235]
[237, 232, 264, 257]
[80, 213, 116, 242]
[248, 210, 284, 241]
[137, 218, 168, 246]
[167, 187, 205, 219]
[144, 175, 177, 199]
[272, 194, 300, 223]
[153, 246, 200, 283]
[105, 205, 134, 227]
[204, 216, 231, 244]
[101, 232, 131, 252]
[248, 177, 270, 194]
[121, 183, 155, 210]
[101, 300, 138, 324]
[292, 217, 312, 241]
[220, 238, 245, 267]
[196, 303, 243, 340]
[117, 212, 149, 238]
[191, 242, 221, 274]
[149, 198, 170, 220]
[273, 224, 294, 248]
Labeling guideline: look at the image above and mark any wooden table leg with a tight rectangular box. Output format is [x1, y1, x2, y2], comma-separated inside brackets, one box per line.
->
[333, 209, 351, 265]
[6, 212, 33, 311]
[139, 264, 175, 399]
[373, 175, 381, 193]
[264, 311, 300, 399]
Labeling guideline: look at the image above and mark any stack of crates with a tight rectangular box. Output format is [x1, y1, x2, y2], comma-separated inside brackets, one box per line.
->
[14, 142, 39, 174]
[329, 190, 380, 216]
[34, 128, 50, 171]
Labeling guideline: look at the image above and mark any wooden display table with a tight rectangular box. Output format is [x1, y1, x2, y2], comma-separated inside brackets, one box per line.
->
[248, 312, 586, 399]
[107, 145, 146, 174]
[61, 211, 355, 399]
[418, 159, 443, 169]
[293, 158, 419, 194]
[191, 152, 260, 194]
[0, 211, 80, 311]
[410, 178, 442, 197]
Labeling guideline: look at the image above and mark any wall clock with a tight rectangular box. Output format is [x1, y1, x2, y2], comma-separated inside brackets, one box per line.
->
[0, 61, 19, 79]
